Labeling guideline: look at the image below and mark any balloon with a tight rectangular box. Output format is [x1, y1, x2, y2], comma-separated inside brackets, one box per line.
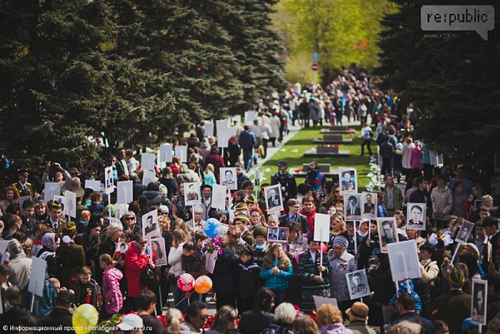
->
[177, 273, 195, 292]
[72, 304, 99, 334]
[194, 275, 213, 294]
[203, 218, 221, 238]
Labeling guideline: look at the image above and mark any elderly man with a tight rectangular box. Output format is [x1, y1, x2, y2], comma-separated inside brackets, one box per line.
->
[8, 239, 32, 290]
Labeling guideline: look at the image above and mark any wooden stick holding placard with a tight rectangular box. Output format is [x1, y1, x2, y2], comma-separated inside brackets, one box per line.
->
[320, 228, 324, 266]
[354, 221, 358, 254]
[108, 193, 112, 221]
[30, 281, 37, 313]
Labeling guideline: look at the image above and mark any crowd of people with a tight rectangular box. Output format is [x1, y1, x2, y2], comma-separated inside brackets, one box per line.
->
[0, 68, 500, 334]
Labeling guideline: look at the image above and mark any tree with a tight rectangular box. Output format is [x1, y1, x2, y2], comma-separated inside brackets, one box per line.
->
[275, 0, 393, 84]
[376, 0, 500, 170]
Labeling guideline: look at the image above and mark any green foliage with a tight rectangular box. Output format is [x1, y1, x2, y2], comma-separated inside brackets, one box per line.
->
[0, 0, 286, 167]
[274, 0, 393, 84]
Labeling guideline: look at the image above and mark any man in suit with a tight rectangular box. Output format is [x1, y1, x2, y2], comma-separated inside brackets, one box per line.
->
[267, 188, 280, 209]
[341, 171, 352, 192]
[433, 265, 471, 334]
[346, 195, 361, 217]
[381, 220, 396, 245]
[279, 198, 310, 235]
[46, 201, 69, 235]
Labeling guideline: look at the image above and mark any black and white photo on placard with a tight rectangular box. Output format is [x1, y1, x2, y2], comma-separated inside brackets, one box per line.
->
[265, 184, 283, 213]
[377, 217, 399, 253]
[344, 193, 362, 221]
[406, 202, 426, 231]
[346, 269, 370, 299]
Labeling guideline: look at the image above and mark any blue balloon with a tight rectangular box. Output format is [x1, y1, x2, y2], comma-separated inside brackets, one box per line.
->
[203, 218, 221, 238]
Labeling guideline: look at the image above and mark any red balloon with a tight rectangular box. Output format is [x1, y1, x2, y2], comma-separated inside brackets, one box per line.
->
[177, 273, 195, 292]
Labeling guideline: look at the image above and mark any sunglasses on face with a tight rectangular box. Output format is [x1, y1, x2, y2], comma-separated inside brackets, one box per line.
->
[125, 217, 135, 220]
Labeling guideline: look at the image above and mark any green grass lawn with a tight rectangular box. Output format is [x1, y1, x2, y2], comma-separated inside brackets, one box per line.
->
[258, 125, 375, 191]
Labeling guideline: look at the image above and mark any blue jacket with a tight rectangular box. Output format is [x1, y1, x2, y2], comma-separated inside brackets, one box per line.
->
[389, 280, 422, 313]
[260, 257, 293, 291]
[238, 130, 256, 150]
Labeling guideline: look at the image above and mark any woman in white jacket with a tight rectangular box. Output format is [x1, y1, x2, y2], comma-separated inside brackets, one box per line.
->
[168, 229, 189, 312]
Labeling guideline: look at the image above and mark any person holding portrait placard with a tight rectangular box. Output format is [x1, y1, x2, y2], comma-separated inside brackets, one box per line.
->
[327, 236, 356, 309]
[409, 176, 433, 219]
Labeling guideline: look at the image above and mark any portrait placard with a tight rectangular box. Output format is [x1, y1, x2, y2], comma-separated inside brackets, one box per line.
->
[377, 217, 399, 253]
[338, 167, 358, 194]
[104, 166, 114, 194]
[361, 192, 377, 220]
[344, 193, 362, 221]
[245, 111, 257, 124]
[216, 120, 229, 148]
[264, 184, 283, 213]
[313, 296, 338, 310]
[220, 167, 237, 190]
[142, 209, 159, 240]
[267, 227, 289, 243]
[346, 269, 371, 300]
[184, 182, 201, 206]
[471, 279, 488, 325]
[151, 238, 168, 266]
[456, 220, 475, 244]
[387, 240, 421, 282]
[406, 203, 426, 231]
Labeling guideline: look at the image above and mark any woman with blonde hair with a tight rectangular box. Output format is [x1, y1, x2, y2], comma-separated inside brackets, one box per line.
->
[316, 304, 352, 334]
[203, 163, 217, 186]
[260, 243, 294, 306]
[171, 218, 191, 240]
[205, 305, 238, 334]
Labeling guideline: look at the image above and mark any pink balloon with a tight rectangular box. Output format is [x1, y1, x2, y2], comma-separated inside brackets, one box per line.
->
[177, 273, 195, 292]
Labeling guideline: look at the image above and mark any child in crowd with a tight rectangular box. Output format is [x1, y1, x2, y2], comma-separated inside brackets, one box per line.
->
[236, 246, 261, 314]
[100, 253, 123, 318]
[70, 266, 102, 310]
[252, 226, 269, 267]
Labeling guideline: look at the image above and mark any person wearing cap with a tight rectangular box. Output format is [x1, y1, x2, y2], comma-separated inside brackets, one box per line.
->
[433, 263, 471, 334]
[46, 200, 69, 235]
[346, 302, 377, 334]
[271, 160, 297, 205]
[236, 245, 261, 314]
[57, 221, 86, 288]
[234, 214, 255, 246]
[252, 226, 269, 266]
[40, 290, 74, 331]
[117, 313, 144, 334]
[327, 235, 356, 308]
[391, 293, 435, 334]
[12, 167, 33, 198]
[462, 318, 479, 334]
[279, 198, 310, 236]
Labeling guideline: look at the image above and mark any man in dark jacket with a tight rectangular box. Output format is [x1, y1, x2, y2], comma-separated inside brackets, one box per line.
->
[238, 125, 257, 172]
[279, 198, 309, 235]
[271, 160, 297, 206]
[391, 293, 435, 334]
[40, 290, 75, 333]
[409, 176, 433, 218]
[239, 287, 275, 334]
[236, 163, 250, 190]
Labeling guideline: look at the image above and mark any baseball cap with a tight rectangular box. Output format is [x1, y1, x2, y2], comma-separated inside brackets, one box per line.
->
[277, 160, 287, 167]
